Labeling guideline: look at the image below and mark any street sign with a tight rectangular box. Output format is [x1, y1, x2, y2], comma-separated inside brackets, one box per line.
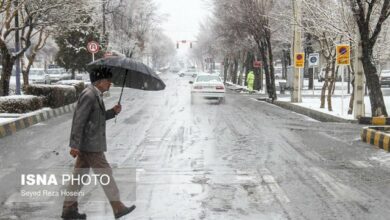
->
[87, 41, 99, 54]
[253, 61, 262, 68]
[308, 53, 319, 67]
[294, 53, 305, 68]
[336, 44, 350, 65]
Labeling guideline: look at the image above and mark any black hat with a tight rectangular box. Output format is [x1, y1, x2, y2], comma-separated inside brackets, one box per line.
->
[89, 67, 113, 83]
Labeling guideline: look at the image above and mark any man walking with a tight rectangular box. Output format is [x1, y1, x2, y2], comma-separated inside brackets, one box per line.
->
[247, 70, 255, 93]
[61, 68, 136, 219]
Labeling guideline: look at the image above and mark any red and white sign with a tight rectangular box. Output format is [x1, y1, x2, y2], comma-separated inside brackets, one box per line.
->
[253, 61, 262, 68]
[87, 41, 99, 54]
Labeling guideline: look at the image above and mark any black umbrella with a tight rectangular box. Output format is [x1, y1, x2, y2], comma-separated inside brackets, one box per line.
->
[86, 56, 166, 104]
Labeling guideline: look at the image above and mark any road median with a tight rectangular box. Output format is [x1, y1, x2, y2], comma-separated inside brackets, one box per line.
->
[361, 126, 390, 152]
[0, 102, 76, 138]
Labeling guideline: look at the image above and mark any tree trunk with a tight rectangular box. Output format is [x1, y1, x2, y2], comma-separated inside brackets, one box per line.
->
[259, 41, 271, 94]
[320, 61, 331, 108]
[228, 57, 234, 82]
[304, 33, 314, 90]
[327, 61, 336, 111]
[238, 51, 246, 86]
[223, 56, 229, 84]
[361, 43, 387, 116]
[22, 53, 37, 86]
[232, 57, 238, 84]
[0, 49, 16, 96]
[265, 32, 277, 100]
[348, 79, 355, 114]
[282, 49, 289, 79]
[348, 64, 355, 115]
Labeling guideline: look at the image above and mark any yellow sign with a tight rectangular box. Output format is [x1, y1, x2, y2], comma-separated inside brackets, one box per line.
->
[295, 53, 305, 68]
[336, 45, 350, 65]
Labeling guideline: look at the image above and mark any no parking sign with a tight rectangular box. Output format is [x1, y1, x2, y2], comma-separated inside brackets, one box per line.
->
[336, 45, 350, 65]
[294, 53, 305, 68]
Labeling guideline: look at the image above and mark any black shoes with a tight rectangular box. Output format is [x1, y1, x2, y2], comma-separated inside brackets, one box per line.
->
[114, 205, 136, 219]
[61, 210, 87, 219]
[61, 204, 135, 219]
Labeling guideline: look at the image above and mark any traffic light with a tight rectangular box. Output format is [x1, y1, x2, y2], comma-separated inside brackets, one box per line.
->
[176, 42, 179, 49]
[190, 42, 193, 48]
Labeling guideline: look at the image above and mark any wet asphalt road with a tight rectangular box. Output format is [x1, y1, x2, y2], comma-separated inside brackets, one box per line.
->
[1, 72, 390, 219]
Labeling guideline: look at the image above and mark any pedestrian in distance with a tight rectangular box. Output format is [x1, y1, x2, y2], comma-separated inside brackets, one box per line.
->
[61, 67, 136, 219]
[247, 70, 255, 94]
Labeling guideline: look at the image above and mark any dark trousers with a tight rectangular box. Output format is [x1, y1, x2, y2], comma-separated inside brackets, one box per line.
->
[63, 151, 121, 212]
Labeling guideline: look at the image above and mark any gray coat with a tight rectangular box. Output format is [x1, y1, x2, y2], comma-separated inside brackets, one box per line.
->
[69, 85, 116, 152]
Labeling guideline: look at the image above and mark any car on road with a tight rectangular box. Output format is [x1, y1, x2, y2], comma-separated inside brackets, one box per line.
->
[29, 68, 51, 84]
[46, 68, 71, 83]
[380, 69, 390, 87]
[179, 69, 198, 78]
[190, 74, 226, 104]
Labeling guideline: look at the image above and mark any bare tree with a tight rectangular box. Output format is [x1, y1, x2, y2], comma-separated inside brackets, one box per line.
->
[349, 0, 390, 116]
[0, 0, 89, 95]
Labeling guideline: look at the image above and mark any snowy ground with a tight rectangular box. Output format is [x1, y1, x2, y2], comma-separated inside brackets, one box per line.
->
[233, 78, 390, 119]
[1, 73, 390, 219]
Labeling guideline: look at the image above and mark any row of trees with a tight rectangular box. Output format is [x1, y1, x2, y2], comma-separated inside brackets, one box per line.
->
[0, 0, 176, 96]
[194, 0, 390, 116]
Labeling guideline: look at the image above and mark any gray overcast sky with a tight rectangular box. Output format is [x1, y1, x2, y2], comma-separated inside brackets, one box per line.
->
[154, 0, 211, 43]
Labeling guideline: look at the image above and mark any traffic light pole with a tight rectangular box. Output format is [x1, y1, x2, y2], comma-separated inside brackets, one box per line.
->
[14, 0, 21, 95]
[292, 0, 302, 103]
[354, 33, 365, 118]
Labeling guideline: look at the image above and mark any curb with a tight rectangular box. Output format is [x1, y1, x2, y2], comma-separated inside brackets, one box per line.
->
[359, 117, 390, 125]
[361, 126, 390, 152]
[271, 100, 357, 123]
[0, 102, 77, 139]
[227, 85, 356, 123]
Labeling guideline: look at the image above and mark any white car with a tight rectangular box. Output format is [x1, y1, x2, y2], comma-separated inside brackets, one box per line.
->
[274, 66, 283, 79]
[190, 74, 226, 104]
[46, 68, 71, 82]
[380, 69, 390, 87]
[29, 68, 51, 84]
[179, 69, 198, 78]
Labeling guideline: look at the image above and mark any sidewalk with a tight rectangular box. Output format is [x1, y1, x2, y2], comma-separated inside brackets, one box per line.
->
[226, 81, 358, 123]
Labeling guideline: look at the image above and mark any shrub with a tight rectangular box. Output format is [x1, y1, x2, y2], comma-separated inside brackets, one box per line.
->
[73, 82, 85, 97]
[0, 95, 44, 113]
[24, 85, 77, 108]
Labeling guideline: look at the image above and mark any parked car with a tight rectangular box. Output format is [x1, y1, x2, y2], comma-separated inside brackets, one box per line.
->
[179, 69, 198, 78]
[170, 66, 181, 73]
[189, 74, 225, 104]
[380, 69, 390, 87]
[46, 68, 71, 83]
[29, 68, 51, 84]
[274, 66, 283, 79]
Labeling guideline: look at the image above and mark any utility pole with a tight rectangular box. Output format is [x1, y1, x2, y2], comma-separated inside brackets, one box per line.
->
[292, 0, 302, 102]
[14, 0, 21, 95]
[102, 0, 106, 36]
[102, 0, 108, 49]
[354, 31, 365, 118]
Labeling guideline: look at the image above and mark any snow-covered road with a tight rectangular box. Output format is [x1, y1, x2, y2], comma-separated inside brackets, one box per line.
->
[0, 73, 389, 219]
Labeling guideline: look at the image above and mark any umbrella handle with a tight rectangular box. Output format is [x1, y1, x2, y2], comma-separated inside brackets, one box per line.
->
[118, 70, 128, 105]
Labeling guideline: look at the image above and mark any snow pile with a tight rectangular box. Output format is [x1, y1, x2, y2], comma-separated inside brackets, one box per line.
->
[0, 95, 44, 113]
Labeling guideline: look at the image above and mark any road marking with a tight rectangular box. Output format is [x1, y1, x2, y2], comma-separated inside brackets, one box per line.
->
[350, 160, 373, 168]
[311, 167, 367, 201]
[262, 175, 290, 203]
